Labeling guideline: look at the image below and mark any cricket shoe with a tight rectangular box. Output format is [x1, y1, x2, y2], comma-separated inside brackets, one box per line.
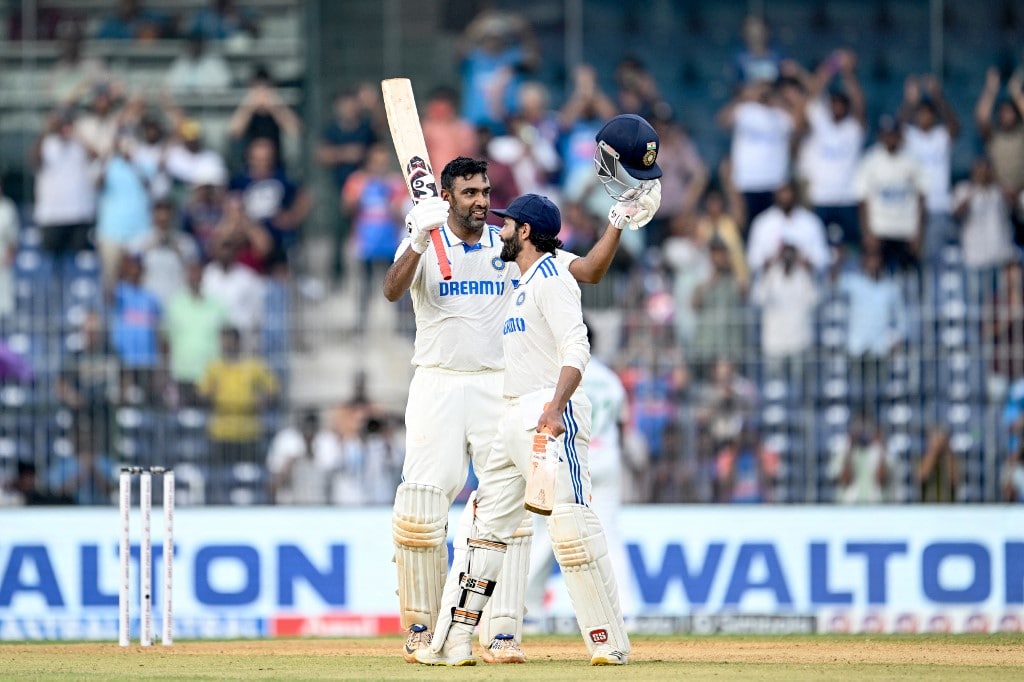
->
[402, 624, 431, 663]
[481, 633, 526, 664]
[413, 639, 476, 666]
[591, 644, 629, 666]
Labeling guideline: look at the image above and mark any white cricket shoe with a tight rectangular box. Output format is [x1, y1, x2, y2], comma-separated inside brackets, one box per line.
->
[481, 633, 526, 664]
[591, 644, 628, 666]
[413, 641, 476, 667]
[402, 624, 431, 663]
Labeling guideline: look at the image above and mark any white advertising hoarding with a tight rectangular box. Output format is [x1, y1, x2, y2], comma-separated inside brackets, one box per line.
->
[0, 506, 1021, 639]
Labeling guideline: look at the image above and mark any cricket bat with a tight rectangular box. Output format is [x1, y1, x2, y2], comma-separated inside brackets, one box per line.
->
[381, 78, 452, 281]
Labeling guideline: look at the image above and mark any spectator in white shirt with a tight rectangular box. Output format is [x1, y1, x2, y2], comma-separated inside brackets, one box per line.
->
[164, 33, 232, 94]
[267, 410, 344, 505]
[134, 198, 200, 308]
[853, 115, 927, 273]
[0, 180, 17, 322]
[952, 156, 1017, 271]
[717, 80, 799, 230]
[32, 109, 97, 256]
[746, 178, 830, 275]
[791, 49, 866, 248]
[164, 118, 229, 189]
[201, 234, 266, 348]
[74, 83, 123, 161]
[752, 239, 820, 384]
[899, 75, 960, 264]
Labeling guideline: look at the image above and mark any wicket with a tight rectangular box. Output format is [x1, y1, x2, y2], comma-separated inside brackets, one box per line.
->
[118, 466, 175, 647]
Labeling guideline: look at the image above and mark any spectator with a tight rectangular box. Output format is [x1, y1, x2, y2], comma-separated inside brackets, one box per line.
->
[181, 161, 228, 259]
[96, 136, 152, 292]
[94, 0, 167, 40]
[57, 311, 120, 445]
[745, 178, 831, 276]
[513, 81, 562, 157]
[340, 144, 407, 333]
[829, 413, 890, 504]
[717, 80, 799, 229]
[316, 89, 378, 288]
[558, 64, 618, 224]
[47, 425, 115, 505]
[983, 260, 1024, 400]
[952, 156, 1017, 271]
[853, 115, 927, 273]
[47, 28, 110, 103]
[188, 0, 260, 43]
[212, 193, 274, 274]
[898, 75, 960, 263]
[694, 356, 757, 459]
[838, 249, 907, 421]
[421, 86, 478, 177]
[751, 239, 820, 383]
[714, 421, 779, 503]
[201, 235, 266, 345]
[486, 113, 561, 198]
[164, 261, 228, 407]
[456, 8, 539, 133]
[917, 426, 960, 503]
[73, 83, 124, 161]
[134, 198, 200, 308]
[731, 14, 783, 87]
[32, 108, 96, 256]
[3, 461, 73, 506]
[164, 33, 232, 93]
[662, 214, 711, 348]
[791, 49, 866, 249]
[647, 109, 708, 248]
[131, 115, 172, 200]
[230, 137, 312, 273]
[110, 253, 162, 405]
[614, 55, 665, 120]
[695, 162, 748, 285]
[266, 410, 343, 504]
[0, 180, 17, 323]
[197, 326, 278, 467]
[227, 66, 302, 170]
[164, 116, 229, 190]
[975, 67, 1024, 235]
[690, 236, 747, 378]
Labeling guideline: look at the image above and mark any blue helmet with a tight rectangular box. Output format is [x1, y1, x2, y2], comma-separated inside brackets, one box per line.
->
[594, 114, 662, 200]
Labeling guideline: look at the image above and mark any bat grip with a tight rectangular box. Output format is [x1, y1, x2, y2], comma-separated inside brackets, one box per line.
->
[430, 227, 451, 281]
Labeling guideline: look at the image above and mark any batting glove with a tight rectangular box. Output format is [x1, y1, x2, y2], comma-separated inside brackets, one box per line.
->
[608, 180, 661, 230]
[405, 196, 449, 254]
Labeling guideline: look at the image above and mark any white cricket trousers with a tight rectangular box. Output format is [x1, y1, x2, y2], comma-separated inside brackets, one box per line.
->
[473, 392, 592, 541]
[401, 366, 504, 503]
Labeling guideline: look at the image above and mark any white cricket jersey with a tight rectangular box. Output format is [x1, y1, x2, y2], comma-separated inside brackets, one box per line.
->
[396, 223, 578, 372]
[903, 124, 952, 213]
[799, 99, 864, 206]
[501, 254, 589, 398]
[583, 357, 626, 482]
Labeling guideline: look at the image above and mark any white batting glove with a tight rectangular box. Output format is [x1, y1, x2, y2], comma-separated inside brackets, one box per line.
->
[608, 180, 661, 230]
[405, 196, 449, 254]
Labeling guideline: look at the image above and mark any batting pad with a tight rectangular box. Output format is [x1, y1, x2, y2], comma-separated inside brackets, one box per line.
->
[392, 482, 448, 630]
[548, 503, 630, 656]
[479, 514, 533, 645]
[431, 536, 507, 651]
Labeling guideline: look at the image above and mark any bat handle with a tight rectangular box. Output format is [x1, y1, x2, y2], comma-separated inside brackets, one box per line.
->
[430, 227, 451, 281]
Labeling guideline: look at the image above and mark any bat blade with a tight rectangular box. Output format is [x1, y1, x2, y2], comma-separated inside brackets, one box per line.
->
[381, 78, 451, 280]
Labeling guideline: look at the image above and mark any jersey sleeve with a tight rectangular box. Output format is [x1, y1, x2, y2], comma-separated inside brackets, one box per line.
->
[536, 276, 589, 374]
[553, 249, 580, 269]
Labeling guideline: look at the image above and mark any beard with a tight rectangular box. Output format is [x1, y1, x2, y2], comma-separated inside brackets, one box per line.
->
[452, 202, 486, 233]
[500, 233, 522, 262]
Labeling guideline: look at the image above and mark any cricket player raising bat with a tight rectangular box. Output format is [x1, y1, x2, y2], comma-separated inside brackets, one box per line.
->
[384, 114, 661, 664]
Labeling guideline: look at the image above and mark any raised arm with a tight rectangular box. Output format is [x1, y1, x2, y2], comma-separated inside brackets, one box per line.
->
[974, 66, 1000, 140]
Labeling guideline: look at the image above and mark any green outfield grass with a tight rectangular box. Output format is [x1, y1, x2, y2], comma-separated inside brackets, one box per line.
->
[2, 635, 1023, 680]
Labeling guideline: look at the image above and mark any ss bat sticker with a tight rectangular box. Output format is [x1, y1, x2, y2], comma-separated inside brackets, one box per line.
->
[406, 156, 438, 200]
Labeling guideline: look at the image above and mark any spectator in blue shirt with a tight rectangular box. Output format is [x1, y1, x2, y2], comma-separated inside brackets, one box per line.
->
[110, 253, 162, 405]
[95, 0, 167, 40]
[48, 425, 115, 505]
[188, 0, 259, 42]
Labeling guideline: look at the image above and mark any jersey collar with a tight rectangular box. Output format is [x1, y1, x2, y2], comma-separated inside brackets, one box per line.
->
[517, 253, 555, 287]
[441, 223, 498, 252]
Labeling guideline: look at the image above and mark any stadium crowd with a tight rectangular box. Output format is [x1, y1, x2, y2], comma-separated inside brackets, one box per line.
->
[1, 4, 1024, 506]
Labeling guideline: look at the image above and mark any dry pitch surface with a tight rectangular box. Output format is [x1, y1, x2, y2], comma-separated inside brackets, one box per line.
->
[3, 635, 1024, 680]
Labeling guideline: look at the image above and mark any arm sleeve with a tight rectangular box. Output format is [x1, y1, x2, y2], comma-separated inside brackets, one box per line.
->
[537, 276, 589, 374]
[553, 248, 580, 268]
